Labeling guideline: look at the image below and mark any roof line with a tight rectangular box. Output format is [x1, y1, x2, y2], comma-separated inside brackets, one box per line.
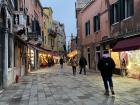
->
[80, 0, 95, 13]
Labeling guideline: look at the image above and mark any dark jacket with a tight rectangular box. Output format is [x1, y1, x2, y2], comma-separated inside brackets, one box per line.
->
[97, 57, 115, 77]
[79, 56, 87, 67]
[59, 58, 63, 64]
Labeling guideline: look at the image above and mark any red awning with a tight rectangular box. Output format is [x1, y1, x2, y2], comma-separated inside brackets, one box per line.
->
[112, 35, 140, 51]
[27, 43, 52, 53]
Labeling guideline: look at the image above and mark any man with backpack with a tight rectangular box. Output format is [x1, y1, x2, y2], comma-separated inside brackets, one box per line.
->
[97, 51, 116, 95]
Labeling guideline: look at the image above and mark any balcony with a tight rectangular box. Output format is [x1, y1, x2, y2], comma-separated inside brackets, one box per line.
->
[48, 28, 57, 38]
[27, 32, 42, 46]
[13, 11, 26, 31]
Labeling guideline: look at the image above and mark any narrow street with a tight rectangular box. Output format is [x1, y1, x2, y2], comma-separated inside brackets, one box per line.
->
[0, 64, 139, 105]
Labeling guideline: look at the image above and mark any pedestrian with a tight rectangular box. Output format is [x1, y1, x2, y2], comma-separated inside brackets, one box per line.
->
[71, 56, 78, 76]
[79, 55, 87, 75]
[97, 52, 115, 95]
[59, 57, 64, 69]
[121, 58, 127, 76]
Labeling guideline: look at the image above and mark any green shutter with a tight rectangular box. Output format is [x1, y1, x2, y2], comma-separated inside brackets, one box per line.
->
[120, 0, 125, 20]
[116, 2, 119, 22]
[98, 14, 100, 30]
[85, 22, 87, 36]
[130, 0, 134, 16]
[94, 16, 96, 32]
[88, 21, 90, 35]
[110, 5, 114, 25]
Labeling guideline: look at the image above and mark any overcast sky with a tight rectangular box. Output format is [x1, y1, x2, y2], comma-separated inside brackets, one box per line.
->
[40, 0, 77, 44]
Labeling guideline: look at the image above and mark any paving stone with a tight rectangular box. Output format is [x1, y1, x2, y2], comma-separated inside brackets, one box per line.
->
[0, 64, 139, 105]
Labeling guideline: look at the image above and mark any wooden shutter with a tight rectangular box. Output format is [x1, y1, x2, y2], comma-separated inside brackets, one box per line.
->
[98, 14, 100, 30]
[88, 21, 90, 35]
[116, 2, 119, 22]
[110, 5, 114, 25]
[120, 0, 125, 20]
[94, 16, 96, 32]
[130, 0, 134, 16]
[85, 22, 88, 36]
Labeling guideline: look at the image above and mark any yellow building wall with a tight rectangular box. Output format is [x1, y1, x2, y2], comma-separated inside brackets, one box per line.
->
[43, 7, 53, 50]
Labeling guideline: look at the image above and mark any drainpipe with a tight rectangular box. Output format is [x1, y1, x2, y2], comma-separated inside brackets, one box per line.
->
[1, 0, 8, 88]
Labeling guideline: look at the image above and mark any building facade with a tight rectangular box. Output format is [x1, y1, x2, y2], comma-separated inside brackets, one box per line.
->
[25, 0, 43, 71]
[0, 0, 16, 88]
[76, 0, 140, 79]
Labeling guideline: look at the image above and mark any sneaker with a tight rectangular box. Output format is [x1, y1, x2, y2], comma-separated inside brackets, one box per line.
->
[104, 91, 109, 96]
[111, 91, 115, 95]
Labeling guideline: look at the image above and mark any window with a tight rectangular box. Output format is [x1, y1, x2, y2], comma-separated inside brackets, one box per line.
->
[94, 14, 100, 32]
[45, 36, 46, 44]
[14, 0, 18, 11]
[87, 48, 90, 52]
[110, 0, 134, 24]
[26, 15, 30, 26]
[125, 0, 134, 18]
[120, 0, 134, 20]
[51, 39, 54, 49]
[85, 20, 90, 36]
[110, 2, 119, 24]
[14, 14, 19, 25]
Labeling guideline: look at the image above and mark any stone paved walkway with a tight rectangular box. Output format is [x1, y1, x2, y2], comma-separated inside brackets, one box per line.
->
[0, 64, 140, 105]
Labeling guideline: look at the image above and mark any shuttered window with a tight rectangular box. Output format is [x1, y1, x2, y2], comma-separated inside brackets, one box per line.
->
[110, 1, 119, 24]
[94, 14, 100, 32]
[85, 20, 90, 36]
[110, 0, 134, 24]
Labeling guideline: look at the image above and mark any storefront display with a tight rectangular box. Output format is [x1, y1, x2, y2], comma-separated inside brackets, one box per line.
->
[111, 52, 120, 69]
[111, 50, 140, 79]
[126, 50, 140, 79]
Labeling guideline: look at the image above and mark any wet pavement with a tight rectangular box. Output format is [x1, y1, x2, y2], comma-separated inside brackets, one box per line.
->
[0, 64, 140, 105]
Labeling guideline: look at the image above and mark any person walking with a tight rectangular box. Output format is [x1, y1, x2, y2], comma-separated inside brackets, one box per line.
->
[97, 52, 115, 96]
[79, 55, 87, 75]
[59, 57, 64, 69]
[71, 56, 78, 76]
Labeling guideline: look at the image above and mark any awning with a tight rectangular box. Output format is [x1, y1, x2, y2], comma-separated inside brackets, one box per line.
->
[14, 34, 27, 45]
[27, 43, 52, 53]
[67, 50, 78, 58]
[112, 35, 140, 52]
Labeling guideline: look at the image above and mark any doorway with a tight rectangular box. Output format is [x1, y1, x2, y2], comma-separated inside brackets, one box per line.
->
[96, 52, 101, 71]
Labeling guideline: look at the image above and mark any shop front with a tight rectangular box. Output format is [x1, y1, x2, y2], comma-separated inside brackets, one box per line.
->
[39, 53, 51, 67]
[112, 35, 140, 79]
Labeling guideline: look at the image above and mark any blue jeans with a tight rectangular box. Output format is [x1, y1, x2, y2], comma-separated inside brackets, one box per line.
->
[102, 76, 113, 91]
